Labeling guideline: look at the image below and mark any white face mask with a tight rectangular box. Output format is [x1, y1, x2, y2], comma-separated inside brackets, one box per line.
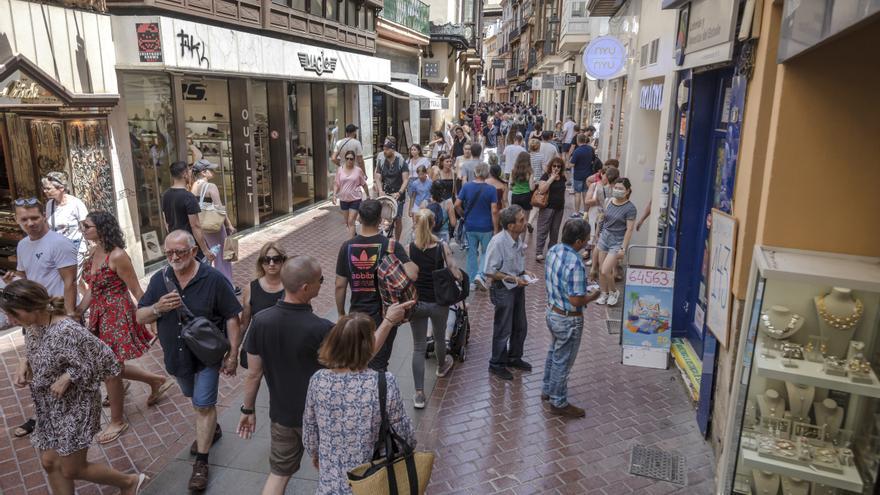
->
[612, 189, 627, 199]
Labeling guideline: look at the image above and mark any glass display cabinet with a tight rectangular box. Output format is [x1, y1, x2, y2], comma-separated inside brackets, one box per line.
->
[723, 246, 880, 495]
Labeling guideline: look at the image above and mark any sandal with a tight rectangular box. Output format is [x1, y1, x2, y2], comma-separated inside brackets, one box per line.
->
[102, 380, 131, 407]
[13, 418, 35, 437]
[97, 422, 129, 444]
[147, 379, 175, 407]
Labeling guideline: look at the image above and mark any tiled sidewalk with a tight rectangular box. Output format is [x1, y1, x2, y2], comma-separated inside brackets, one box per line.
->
[0, 200, 715, 494]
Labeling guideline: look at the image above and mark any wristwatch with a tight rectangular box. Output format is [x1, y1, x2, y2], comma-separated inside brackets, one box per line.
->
[240, 404, 255, 415]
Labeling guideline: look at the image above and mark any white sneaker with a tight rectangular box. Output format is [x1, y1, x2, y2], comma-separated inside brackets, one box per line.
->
[607, 290, 620, 306]
[596, 292, 608, 305]
[413, 391, 426, 409]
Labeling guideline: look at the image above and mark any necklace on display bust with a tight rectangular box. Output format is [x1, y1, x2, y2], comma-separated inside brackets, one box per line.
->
[752, 470, 780, 495]
[760, 307, 804, 340]
[781, 476, 810, 495]
[784, 382, 814, 421]
[817, 296, 864, 330]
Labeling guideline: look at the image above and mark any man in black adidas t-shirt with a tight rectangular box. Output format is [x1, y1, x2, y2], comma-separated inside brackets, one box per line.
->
[335, 199, 418, 371]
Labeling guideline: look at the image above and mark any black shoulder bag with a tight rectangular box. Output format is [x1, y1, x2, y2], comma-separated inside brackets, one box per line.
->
[163, 269, 230, 368]
[432, 242, 469, 305]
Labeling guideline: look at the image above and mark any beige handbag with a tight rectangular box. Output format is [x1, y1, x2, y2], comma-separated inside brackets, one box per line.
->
[198, 184, 226, 234]
[223, 237, 238, 262]
[348, 373, 434, 495]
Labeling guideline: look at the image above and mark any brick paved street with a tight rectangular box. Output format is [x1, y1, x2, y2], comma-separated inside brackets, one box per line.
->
[0, 200, 714, 494]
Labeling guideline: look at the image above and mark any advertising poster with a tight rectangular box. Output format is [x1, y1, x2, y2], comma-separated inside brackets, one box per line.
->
[136, 23, 163, 63]
[621, 267, 675, 369]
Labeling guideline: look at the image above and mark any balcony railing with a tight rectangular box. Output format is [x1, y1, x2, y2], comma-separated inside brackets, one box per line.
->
[379, 0, 429, 36]
[429, 22, 468, 49]
[509, 25, 520, 39]
[528, 49, 537, 70]
[507, 67, 519, 79]
[495, 77, 506, 86]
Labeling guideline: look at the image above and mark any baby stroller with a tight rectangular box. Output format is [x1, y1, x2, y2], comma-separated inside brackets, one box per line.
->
[376, 195, 399, 238]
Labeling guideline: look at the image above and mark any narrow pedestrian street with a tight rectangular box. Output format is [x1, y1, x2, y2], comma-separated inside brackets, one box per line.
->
[0, 200, 713, 494]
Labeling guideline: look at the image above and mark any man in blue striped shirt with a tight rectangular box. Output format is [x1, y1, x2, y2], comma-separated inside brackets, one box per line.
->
[542, 219, 600, 417]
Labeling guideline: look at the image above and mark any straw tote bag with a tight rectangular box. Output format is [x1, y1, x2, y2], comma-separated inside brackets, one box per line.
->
[198, 183, 226, 234]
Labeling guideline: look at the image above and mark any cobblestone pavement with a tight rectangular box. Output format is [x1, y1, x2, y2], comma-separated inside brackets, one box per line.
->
[0, 200, 715, 494]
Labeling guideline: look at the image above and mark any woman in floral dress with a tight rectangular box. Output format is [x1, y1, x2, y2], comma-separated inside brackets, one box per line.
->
[303, 312, 416, 495]
[77, 211, 173, 444]
[6, 279, 147, 494]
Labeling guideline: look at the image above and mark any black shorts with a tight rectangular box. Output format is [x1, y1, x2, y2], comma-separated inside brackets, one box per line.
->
[340, 200, 361, 211]
[511, 191, 533, 211]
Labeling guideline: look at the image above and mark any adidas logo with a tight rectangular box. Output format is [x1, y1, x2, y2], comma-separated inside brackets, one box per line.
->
[351, 250, 378, 270]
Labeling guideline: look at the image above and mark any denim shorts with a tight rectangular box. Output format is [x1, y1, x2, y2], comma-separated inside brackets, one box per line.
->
[339, 199, 361, 211]
[597, 233, 623, 253]
[175, 365, 221, 408]
[572, 180, 587, 193]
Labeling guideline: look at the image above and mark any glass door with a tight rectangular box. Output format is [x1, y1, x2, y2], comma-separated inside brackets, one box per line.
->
[250, 81, 275, 222]
[289, 82, 314, 210]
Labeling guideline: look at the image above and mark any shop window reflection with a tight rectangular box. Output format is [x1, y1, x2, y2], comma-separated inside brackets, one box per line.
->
[325, 84, 345, 200]
[250, 80, 276, 222]
[121, 72, 177, 265]
[289, 82, 314, 210]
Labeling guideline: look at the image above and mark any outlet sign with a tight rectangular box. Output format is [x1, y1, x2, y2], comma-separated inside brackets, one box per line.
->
[583, 36, 627, 80]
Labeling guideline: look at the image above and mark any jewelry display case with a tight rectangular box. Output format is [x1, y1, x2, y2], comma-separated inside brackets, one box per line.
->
[723, 246, 880, 494]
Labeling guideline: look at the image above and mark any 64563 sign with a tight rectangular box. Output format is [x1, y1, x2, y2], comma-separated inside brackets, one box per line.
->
[621, 266, 675, 369]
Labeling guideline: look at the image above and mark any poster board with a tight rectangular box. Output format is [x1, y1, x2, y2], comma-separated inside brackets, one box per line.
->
[706, 209, 737, 347]
[142, 231, 163, 261]
[621, 266, 675, 369]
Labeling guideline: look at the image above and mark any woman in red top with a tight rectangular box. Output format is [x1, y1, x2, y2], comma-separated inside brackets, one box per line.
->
[77, 211, 173, 444]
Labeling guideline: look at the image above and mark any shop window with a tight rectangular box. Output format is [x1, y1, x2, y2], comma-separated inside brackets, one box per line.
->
[120, 73, 177, 265]
[182, 78, 236, 225]
[309, 0, 322, 16]
[289, 82, 315, 211]
[346, 0, 356, 26]
[249, 81, 276, 222]
[325, 84, 346, 199]
[292, 0, 305, 9]
[366, 8, 375, 31]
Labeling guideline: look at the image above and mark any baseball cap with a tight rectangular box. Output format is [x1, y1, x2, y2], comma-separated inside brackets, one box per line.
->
[192, 159, 219, 173]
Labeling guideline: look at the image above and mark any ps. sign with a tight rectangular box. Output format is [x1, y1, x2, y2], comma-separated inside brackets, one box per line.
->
[583, 36, 626, 80]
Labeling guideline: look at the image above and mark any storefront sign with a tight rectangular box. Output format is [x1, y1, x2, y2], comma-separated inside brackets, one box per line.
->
[423, 62, 439, 78]
[136, 23, 163, 63]
[531, 77, 542, 90]
[564, 73, 580, 86]
[181, 82, 207, 101]
[639, 82, 664, 110]
[298, 51, 337, 76]
[491, 59, 506, 68]
[680, 0, 736, 69]
[0, 71, 61, 106]
[621, 267, 675, 369]
[229, 79, 258, 228]
[706, 209, 737, 348]
[113, 16, 390, 84]
[582, 36, 627, 80]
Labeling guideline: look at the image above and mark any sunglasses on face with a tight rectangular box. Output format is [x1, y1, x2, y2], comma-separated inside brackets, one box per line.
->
[14, 198, 39, 206]
[80, 221, 95, 230]
[345, 156, 355, 161]
[165, 248, 193, 259]
[261, 255, 286, 265]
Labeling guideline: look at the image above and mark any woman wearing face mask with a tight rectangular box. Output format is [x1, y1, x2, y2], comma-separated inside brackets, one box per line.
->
[595, 178, 637, 306]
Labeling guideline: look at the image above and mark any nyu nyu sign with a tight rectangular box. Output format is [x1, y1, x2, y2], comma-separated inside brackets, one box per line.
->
[583, 36, 627, 80]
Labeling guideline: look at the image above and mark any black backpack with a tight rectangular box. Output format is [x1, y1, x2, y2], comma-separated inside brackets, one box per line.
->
[426, 202, 445, 233]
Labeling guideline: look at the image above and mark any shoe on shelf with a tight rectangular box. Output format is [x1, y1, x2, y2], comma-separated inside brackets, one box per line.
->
[607, 290, 620, 306]
[596, 292, 609, 305]
[436, 355, 454, 377]
[188, 460, 209, 492]
[508, 359, 532, 372]
[413, 391, 426, 409]
[489, 366, 514, 380]
[190, 424, 223, 456]
[549, 403, 586, 418]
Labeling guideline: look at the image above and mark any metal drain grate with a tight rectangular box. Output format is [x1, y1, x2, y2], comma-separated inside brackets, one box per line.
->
[607, 306, 623, 320]
[606, 319, 621, 335]
[629, 444, 687, 485]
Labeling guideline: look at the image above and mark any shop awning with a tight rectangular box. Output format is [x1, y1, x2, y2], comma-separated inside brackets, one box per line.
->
[375, 82, 448, 110]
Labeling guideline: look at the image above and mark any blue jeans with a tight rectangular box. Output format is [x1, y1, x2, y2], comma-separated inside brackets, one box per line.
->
[542, 311, 584, 408]
[465, 230, 493, 281]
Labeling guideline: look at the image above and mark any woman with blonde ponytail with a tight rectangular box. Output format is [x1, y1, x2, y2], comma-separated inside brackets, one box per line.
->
[407, 209, 462, 408]
[4, 279, 147, 494]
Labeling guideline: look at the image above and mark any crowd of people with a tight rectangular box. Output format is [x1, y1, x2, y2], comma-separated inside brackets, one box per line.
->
[4, 100, 644, 494]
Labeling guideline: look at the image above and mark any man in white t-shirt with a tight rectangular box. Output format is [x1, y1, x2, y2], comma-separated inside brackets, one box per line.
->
[5, 199, 78, 313]
[502, 133, 527, 175]
[331, 124, 366, 174]
[561, 116, 576, 155]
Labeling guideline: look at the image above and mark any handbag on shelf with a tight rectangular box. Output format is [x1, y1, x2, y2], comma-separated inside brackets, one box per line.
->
[431, 242, 469, 306]
[223, 236, 238, 262]
[347, 372, 434, 495]
[198, 183, 226, 234]
[163, 269, 230, 367]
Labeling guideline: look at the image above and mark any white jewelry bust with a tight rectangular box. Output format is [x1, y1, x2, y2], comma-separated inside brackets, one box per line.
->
[752, 470, 780, 495]
[781, 476, 810, 495]
[758, 389, 786, 420]
[760, 305, 805, 340]
[784, 382, 814, 422]
[814, 398, 844, 439]
[815, 287, 864, 358]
